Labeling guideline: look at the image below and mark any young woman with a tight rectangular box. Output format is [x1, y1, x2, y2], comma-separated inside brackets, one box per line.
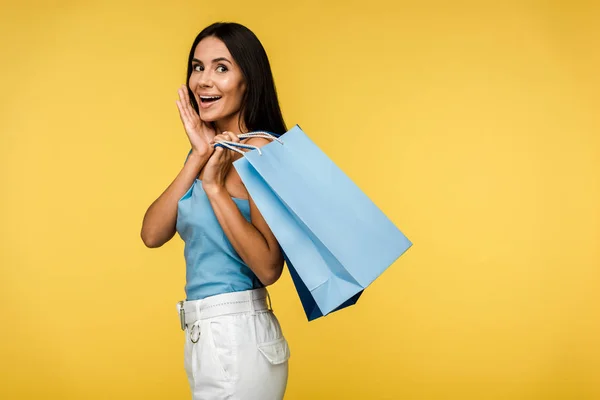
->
[141, 22, 290, 400]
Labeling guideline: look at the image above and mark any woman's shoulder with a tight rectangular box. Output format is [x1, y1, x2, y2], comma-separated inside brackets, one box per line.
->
[241, 137, 273, 148]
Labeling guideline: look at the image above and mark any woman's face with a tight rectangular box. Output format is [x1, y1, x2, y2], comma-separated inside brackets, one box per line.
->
[188, 36, 247, 129]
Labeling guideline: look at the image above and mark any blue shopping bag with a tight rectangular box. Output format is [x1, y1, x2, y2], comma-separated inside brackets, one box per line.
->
[221, 125, 412, 321]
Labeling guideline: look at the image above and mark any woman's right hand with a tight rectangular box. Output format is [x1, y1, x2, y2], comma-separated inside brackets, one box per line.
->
[176, 84, 216, 157]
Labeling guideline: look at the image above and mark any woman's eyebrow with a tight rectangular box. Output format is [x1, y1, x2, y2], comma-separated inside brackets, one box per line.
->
[192, 57, 232, 64]
[212, 57, 232, 64]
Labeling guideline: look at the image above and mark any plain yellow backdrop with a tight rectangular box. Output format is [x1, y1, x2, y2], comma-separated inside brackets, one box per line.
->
[1, 0, 599, 399]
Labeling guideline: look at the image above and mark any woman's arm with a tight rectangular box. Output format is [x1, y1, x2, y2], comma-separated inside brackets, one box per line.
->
[140, 150, 210, 248]
[141, 85, 216, 248]
[202, 136, 284, 285]
[205, 187, 284, 285]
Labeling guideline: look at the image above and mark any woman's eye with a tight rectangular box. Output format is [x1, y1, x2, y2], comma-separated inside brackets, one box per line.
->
[216, 65, 228, 73]
[193, 65, 204, 72]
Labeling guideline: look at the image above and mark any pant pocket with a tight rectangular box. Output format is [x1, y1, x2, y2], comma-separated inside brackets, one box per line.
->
[209, 318, 236, 380]
[257, 337, 291, 365]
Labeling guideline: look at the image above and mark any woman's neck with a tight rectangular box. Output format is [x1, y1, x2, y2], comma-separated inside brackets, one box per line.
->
[213, 113, 247, 135]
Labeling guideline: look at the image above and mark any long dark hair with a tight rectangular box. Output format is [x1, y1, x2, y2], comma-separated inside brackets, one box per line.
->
[185, 22, 287, 135]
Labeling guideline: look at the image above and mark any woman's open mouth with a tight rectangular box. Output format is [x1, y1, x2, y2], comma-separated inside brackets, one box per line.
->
[199, 96, 222, 109]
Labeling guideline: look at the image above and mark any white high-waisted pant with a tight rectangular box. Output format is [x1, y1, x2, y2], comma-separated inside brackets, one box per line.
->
[177, 288, 290, 400]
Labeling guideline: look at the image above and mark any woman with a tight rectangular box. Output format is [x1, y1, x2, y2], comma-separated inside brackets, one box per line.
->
[141, 22, 290, 400]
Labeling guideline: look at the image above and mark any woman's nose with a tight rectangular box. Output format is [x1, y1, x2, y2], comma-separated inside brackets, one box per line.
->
[197, 71, 212, 87]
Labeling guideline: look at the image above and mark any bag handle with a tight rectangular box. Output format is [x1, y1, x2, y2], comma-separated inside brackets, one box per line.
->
[213, 130, 284, 155]
[214, 140, 262, 156]
[237, 131, 284, 145]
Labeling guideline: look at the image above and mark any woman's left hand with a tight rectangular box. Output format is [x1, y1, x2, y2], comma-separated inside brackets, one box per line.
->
[202, 131, 242, 194]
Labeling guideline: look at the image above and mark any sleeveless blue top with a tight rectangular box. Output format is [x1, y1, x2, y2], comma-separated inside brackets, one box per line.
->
[176, 163, 264, 301]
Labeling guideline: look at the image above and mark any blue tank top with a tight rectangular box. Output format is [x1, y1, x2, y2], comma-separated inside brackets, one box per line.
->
[176, 174, 264, 301]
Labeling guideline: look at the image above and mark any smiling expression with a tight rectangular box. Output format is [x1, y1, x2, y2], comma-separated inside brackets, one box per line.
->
[188, 36, 247, 131]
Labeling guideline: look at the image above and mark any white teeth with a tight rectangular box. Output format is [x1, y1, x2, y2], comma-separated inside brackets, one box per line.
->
[200, 96, 221, 100]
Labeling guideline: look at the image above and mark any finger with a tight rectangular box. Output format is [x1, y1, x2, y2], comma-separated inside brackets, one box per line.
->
[180, 84, 189, 100]
[213, 140, 238, 157]
[224, 131, 240, 143]
[226, 131, 240, 143]
[182, 85, 195, 109]
[213, 145, 225, 157]
[178, 86, 187, 105]
[178, 86, 193, 120]
[176, 100, 187, 122]
[177, 89, 191, 121]
[212, 133, 229, 143]
[210, 136, 223, 146]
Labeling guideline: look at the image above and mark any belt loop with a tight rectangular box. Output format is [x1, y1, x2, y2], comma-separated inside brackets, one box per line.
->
[266, 290, 273, 312]
[177, 301, 186, 331]
[249, 289, 256, 315]
[195, 297, 202, 318]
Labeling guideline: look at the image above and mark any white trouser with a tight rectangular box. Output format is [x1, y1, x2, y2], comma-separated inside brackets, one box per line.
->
[177, 288, 290, 400]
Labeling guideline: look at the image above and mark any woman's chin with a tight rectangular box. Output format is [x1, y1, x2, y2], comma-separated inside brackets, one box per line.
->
[199, 114, 217, 123]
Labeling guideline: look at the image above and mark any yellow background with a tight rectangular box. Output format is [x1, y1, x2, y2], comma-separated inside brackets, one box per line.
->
[1, 0, 599, 399]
